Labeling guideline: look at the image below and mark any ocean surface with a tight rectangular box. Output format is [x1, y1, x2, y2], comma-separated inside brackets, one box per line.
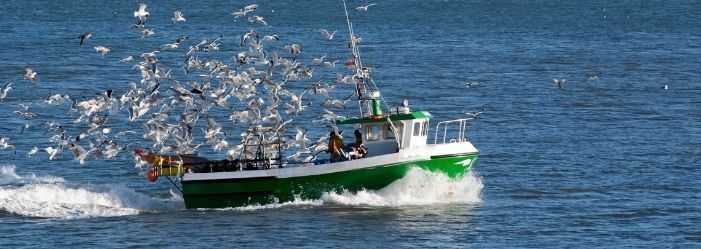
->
[1, 0, 700, 248]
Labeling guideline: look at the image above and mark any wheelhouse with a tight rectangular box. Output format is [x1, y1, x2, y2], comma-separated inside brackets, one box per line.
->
[336, 111, 432, 157]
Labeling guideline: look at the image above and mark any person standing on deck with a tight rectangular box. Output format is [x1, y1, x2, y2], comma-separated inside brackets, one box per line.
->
[327, 130, 345, 162]
[351, 129, 367, 159]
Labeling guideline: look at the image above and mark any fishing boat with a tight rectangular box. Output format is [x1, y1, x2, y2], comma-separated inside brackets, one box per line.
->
[135, 2, 480, 209]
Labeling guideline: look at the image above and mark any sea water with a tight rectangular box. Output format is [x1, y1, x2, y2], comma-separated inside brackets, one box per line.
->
[1, 0, 700, 247]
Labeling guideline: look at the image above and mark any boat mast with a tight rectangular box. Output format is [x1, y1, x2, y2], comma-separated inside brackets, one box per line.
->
[342, 0, 403, 148]
[342, 0, 382, 118]
[343, 0, 363, 77]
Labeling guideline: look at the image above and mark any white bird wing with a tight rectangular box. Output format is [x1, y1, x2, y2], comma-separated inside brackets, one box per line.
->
[244, 4, 258, 12]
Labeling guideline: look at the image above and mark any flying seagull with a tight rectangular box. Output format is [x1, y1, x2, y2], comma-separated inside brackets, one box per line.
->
[94, 46, 110, 56]
[78, 32, 92, 45]
[134, 2, 149, 22]
[0, 82, 12, 101]
[25, 68, 37, 83]
[172, 10, 186, 22]
[316, 29, 337, 40]
[0, 137, 16, 155]
[356, 3, 376, 11]
[248, 15, 267, 26]
[554, 79, 565, 89]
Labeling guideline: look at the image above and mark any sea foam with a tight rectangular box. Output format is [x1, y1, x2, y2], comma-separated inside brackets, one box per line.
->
[226, 167, 483, 211]
[320, 168, 484, 206]
[0, 165, 182, 219]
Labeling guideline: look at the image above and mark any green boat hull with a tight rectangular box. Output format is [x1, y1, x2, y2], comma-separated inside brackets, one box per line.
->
[181, 154, 478, 209]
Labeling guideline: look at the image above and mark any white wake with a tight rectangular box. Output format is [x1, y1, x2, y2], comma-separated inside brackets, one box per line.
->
[227, 168, 483, 211]
[0, 165, 182, 219]
[321, 168, 483, 206]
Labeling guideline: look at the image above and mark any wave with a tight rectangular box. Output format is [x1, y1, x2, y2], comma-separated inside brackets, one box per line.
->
[219, 168, 483, 211]
[320, 168, 483, 206]
[2, 164, 483, 216]
[1, 165, 65, 185]
[0, 165, 183, 219]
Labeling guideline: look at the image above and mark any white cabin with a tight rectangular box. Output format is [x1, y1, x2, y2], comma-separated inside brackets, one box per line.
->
[336, 111, 432, 157]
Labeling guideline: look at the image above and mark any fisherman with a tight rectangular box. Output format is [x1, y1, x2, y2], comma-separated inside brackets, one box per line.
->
[350, 129, 367, 159]
[327, 130, 345, 162]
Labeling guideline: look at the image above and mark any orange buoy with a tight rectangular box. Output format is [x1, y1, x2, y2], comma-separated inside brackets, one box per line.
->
[147, 169, 158, 182]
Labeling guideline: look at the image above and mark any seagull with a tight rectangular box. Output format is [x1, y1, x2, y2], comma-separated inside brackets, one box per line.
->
[44, 146, 62, 160]
[18, 122, 33, 134]
[78, 32, 92, 45]
[284, 90, 307, 116]
[307, 80, 334, 97]
[248, 15, 267, 26]
[27, 146, 39, 158]
[14, 102, 36, 118]
[45, 93, 71, 105]
[663, 84, 668, 90]
[175, 35, 189, 43]
[293, 126, 310, 150]
[141, 29, 155, 38]
[243, 4, 259, 12]
[203, 37, 221, 51]
[25, 68, 37, 83]
[313, 109, 342, 123]
[283, 44, 302, 54]
[262, 34, 279, 41]
[465, 107, 485, 118]
[316, 29, 337, 40]
[70, 143, 90, 164]
[320, 98, 350, 109]
[232, 10, 250, 19]
[463, 80, 483, 88]
[0, 82, 12, 101]
[232, 4, 259, 19]
[120, 55, 134, 62]
[554, 79, 565, 89]
[356, 3, 376, 11]
[172, 10, 186, 22]
[0, 137, 16, 154]
[322, 60, 338, 69]
[312, 55, 326, 65]
[140, 51, 159, 64]
[240, 30, 258, 46]
[161, 42, 179, 50]
[134, 2, 149, 22]
[94, 46, 110, 56]
[309, 135, 329, 153]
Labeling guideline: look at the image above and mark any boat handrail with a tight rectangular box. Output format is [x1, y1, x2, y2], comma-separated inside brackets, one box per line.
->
[433, 117, 474, 144]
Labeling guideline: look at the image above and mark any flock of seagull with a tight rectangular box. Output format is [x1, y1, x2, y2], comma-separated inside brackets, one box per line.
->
[0, 2, 379, 165]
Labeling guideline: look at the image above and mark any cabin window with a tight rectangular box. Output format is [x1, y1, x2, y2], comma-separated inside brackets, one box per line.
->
[366, 125, 380, 141]
[413, 122, 421, 136]
[384, 122, 403, 139]
[421, 120, 428, 136]
[383, 124, 394, 139]
[384, 124, 394, 139]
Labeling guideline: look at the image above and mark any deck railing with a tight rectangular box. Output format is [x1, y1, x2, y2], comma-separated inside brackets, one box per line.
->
[433, 117, 475, 144]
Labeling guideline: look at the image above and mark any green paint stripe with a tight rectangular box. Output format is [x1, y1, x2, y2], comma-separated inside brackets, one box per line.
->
[181, 154, 478, 208]
[336, 111, 432, 125]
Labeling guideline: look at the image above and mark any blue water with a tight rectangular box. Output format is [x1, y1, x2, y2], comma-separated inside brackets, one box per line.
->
[1, 0, 700, 247]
